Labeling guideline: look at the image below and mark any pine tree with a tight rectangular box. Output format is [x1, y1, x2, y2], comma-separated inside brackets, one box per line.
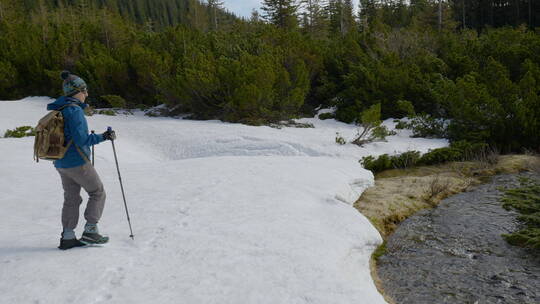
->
[300, 0, 327, 36]
[358, 0, 377, 30]
[250, 8, 261, 23]
[327, 0, 354, 35]
[261, 0, 299, 29]
[207, 0, 224, 30]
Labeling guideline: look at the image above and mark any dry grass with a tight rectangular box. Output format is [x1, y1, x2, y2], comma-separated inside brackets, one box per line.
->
[355, 154, 539, 238]
[358, 154, 540, 303]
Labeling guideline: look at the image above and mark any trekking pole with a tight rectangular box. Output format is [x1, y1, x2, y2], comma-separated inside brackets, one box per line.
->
[91, 130, 95, 166]
[108, 127, 134, 240]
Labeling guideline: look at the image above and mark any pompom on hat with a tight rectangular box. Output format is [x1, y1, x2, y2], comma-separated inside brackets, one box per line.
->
[61, 71, 87, 96]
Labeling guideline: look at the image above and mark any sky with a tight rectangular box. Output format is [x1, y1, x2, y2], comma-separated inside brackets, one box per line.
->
[222, 0, 360, 19]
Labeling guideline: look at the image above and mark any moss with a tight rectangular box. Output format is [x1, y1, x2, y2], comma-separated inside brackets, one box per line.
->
[372, 241, 388, 264]
[501, 177, 540, 249]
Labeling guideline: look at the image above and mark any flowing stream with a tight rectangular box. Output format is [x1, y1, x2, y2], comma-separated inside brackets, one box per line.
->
[377, 173, 540, 304]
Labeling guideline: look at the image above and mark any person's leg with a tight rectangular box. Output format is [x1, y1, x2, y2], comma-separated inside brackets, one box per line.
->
[65, 163, 106, 228]
[56, 167, 86, 250]
[57, 168, 83, 239]
[65, 163, 108, 244]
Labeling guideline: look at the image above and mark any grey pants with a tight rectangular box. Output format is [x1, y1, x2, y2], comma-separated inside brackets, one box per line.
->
[56, 163, 106, 230]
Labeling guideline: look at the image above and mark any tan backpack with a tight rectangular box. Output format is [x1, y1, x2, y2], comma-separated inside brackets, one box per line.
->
[33, 104, 78, 162]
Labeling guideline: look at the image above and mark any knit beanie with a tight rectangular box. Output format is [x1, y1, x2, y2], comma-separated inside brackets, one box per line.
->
[61, 71, 87, 96]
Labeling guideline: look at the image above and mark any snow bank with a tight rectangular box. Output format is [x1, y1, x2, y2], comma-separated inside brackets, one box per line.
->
[0, 97, 448, 304]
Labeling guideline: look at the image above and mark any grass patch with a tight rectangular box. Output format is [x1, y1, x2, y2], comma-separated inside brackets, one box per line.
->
[3, 126, 35, 138]
[355, 154, 539, 238]
[372, 241, 387, 264]
[501, 177, 540, 250]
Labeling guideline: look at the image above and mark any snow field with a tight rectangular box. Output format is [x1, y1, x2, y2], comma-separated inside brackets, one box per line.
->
[0, 97, 448, 304]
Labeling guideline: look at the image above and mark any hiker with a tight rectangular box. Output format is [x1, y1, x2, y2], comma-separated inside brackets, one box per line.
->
[47, 71, 116, 250]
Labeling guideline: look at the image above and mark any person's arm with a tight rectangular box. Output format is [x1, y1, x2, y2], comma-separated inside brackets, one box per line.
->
[65, 107, 105, 147]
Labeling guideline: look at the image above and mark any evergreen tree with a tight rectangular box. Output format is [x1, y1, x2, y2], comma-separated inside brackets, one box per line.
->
[327, 0, 355, 35]
[300, 0, 328, 37]
[207, 0, 224, 30]
[261, 0, 299, 29]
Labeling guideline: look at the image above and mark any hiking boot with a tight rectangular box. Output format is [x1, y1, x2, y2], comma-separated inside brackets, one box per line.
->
[81, 232, 109, 244]
[58, 238, 86, 250]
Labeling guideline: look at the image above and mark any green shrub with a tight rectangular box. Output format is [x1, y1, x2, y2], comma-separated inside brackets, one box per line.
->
[372, 125, 397, 138]
[403, 114, 447, 138]
[318, 112, 335, 120]
[361, 154, 392, 173]
[101, 95, 127, 108]
[361, 151, 422, 173]
[418, 147, 463, 166]
[98, 110, 117, 116]
[396, 100, 415, 117]
[501, 178, 540, 249]
[4, 126, 35, 138]
[395, 120, 408, 129]
[352, 104, 394, 146]
[360, 140, 491, 173]
[450, 140, 490, 161]
[391, 151, 421, 169]
[335, 132, 346, 145]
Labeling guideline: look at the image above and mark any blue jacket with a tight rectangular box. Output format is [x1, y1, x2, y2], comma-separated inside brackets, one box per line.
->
[47, 96, 105, 168]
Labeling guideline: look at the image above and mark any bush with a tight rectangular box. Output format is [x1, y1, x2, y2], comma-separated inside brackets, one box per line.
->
[360, 141, 492, 173]
[318, 112, 335, 120]
[4, 126, 35, 138]
[396, 100, 415, 117]
[392, 151, 421, 169]
[418, 147, 463, 166]
[395, 120, 408, 129]
[402, 114, 447, 138]
[361, 151, 422, 173]
[98, 110, 117, 116]
[101, 95, 127, 108]
[361, 154, 392, 173]
[335, 132, 346, 145]
[352, 104, 395, 146]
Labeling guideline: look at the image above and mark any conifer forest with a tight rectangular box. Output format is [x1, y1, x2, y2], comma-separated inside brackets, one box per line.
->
[0, 0, 539, 151]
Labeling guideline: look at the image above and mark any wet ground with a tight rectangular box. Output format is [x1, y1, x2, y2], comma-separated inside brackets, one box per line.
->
[377, 173, 540, 304]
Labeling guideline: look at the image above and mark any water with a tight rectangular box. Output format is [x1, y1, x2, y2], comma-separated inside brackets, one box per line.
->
[377, 173, 540, 304]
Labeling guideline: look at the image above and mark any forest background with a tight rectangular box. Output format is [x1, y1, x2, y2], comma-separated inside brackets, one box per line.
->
[0, 0, 539, 152]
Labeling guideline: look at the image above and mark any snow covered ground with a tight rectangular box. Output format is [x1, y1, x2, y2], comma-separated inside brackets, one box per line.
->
[0, 97, 448, 304]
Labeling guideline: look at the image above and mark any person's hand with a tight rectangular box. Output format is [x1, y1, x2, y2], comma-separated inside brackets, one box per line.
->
[102, 129, 116, 141]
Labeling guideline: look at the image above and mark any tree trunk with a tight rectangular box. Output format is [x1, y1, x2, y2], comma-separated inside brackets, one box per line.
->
[462, 0, 466, 28]
[528, 0, 532, 29]
[515, 0, 519, 26]
[213, 5, 217, 30]
[340, 0, 345, 35]
[438, 0, 442, 31]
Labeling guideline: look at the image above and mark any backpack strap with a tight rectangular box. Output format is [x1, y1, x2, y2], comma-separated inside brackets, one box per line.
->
[58, 103, 80, 111]
[59, 103, 93, 166]
[75, 144, 92, 165]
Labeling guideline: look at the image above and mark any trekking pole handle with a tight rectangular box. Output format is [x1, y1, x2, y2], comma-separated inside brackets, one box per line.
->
[107, 127, 115, 141]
